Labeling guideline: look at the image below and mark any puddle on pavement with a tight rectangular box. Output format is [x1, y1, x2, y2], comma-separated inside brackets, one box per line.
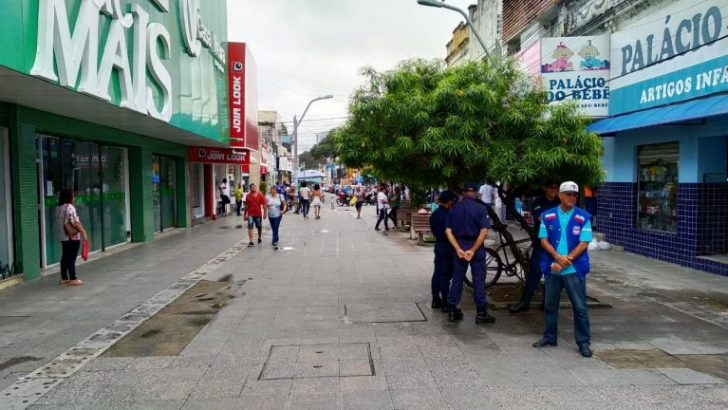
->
[487, 283, 611, 309]
[102, 280, 243, 357]
[597, 348, 728, 381]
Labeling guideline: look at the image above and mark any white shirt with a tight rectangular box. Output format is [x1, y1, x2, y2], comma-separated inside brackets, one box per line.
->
[266, 194, 283, 218]
[219, 183, 230, 197]
[299, 187, 311, 200]
[56, 204, 80, 241]
[479, 184, 495, 204]
[377, 192, 389, 211]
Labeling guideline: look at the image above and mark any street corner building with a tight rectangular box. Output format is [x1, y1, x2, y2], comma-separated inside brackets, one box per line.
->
[588, 0, 728, 275]
[0, 0, 259, 283]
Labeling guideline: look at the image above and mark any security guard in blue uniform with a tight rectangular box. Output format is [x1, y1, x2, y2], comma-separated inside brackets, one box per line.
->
[509, 182, 561, 313]
[429, 191, 456, 312]
[445, 183, 495, 324]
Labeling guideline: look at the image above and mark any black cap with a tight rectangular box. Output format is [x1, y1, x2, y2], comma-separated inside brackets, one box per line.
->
[463, 183, 478, 192]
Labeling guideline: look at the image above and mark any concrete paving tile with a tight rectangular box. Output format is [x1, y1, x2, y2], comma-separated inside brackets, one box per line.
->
[385, 372, 437, 390]
[439, 387, 505, 410]
[390, 388, 447, 410]
[82, 357, 134, 371]
[239, 393, 290, 410]
[656, 367, 725, 384]
[188, 376, 246, 399]
[182, 398, 239, 410]
[341, 390, 394, 410]
[569, 368, 676, 386]
[338, 375, 389, 392]
[340, 360, 373, 377]
[126, 356, 176, 370]
[379, 358, 430, 375]
[478, 368, 583, 387]
[292, 376, 340, 393]
[288, 392, 341, 410]
[242, 378, 292, 394]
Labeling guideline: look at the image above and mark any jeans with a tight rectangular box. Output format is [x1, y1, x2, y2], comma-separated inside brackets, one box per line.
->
[388, 206, 399, 226]
[447, 243, 486, 308]
[432, 241, 454, 301]
[269, 216, 282, 244]
[300, 199, 310, 218]
[60, 240, 81, 281]
[543, 274, 591, 346]
[522, 245, 544, 301]
[375, 208, 389, 230]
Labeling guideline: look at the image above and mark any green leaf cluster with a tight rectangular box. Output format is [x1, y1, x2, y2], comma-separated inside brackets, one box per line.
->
[334, 58, 604, 193]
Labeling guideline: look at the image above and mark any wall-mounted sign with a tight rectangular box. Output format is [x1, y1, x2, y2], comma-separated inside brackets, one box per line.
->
[188, 147, 248, 165]
[180, 0, 226, 72]
[610, 0, 728, 115]
[228, 43, 259, 151]
[541, 36, 611, 117]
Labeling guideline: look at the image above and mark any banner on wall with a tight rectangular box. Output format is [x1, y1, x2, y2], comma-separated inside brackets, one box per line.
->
[541, 36, 611, 117]
[228, 42, 259, 150]
[609, 0, 728, 116]
[188, 147, 249, 165]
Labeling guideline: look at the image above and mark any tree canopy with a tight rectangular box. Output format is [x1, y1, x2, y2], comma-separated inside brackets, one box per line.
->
[333, 59, 603, 195]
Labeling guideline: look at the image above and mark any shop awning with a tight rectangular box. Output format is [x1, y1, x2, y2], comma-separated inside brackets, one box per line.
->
[588, 94, 728, 135]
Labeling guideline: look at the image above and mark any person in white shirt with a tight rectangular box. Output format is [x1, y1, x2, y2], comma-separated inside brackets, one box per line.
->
[218, 178, 231, 215]
[375, 185, 390, 231]
[478, 181, 495, 206]
[299, 182, 312, 219]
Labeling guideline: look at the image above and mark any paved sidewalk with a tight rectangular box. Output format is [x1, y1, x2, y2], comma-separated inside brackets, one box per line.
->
[1, 205, 728, 409]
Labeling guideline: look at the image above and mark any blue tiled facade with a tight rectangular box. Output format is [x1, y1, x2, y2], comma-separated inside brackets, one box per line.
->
[598, 182, 728, 276]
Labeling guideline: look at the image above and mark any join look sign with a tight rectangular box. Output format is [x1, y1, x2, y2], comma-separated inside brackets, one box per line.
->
[609, 0, 728, 116]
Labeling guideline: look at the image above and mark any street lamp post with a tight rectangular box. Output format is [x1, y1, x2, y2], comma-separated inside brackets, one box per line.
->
[417, 0, 490, 57]
[293, 95, 333, 185]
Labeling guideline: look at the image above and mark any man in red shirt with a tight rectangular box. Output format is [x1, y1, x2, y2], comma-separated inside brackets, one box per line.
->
[244, 184, 266, 246]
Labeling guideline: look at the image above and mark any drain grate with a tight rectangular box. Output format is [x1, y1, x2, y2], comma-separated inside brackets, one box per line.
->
[259, 343, 375, 380]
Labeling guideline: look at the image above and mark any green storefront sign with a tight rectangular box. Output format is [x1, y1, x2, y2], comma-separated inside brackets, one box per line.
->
[0, 0, 229, 143]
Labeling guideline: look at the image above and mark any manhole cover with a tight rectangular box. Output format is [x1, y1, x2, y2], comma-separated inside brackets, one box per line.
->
[259, 343, 374, 380]
[345, 303, 427, 323]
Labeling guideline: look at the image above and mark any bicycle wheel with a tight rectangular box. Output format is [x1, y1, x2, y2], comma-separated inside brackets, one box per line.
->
[463, 247, 503, 289]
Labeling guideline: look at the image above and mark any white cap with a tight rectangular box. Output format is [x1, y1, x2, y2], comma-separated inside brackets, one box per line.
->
[560, 181, 579, 193]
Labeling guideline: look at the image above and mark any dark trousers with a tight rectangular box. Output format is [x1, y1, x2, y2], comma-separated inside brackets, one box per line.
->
[235, 200, 243, 216]
[388, 206, 399, 226]
[300, 199, 310, 218]
[432, 242, 454, 301]
[375, 208, 389, 230]
[269, 216, 282, 244]
[522, 245, 544, 301]
[543, 274, 591, 346]
[60, 240, 81, 281]
[448, 244, 486, 308]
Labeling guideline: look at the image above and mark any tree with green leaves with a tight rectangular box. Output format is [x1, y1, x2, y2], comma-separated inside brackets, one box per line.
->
[334, 58, 603, 280]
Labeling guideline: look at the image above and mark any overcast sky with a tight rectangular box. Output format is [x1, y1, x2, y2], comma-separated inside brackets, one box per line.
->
[227, 0, 473, 152]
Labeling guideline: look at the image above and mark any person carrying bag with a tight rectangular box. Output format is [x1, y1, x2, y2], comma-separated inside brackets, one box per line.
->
[57, 189, 87, 286]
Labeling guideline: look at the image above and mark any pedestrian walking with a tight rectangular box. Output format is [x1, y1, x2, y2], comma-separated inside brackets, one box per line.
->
[388, 186, 401, 227]
[56, 189, 87, 286]
[244, 183, 266, 247]
[354, 187, 364, 219]
[311, 184, 324, 219]
[445, 183, 495, 324]
[299, 182, 311, 219]
[374, 185, 389, 231]
[266, 185, 288, 247]
[234, 182, 244, 217]
[509, 182, 561, 313]
[430, 190, 456, 311]
[218, 178, 231, 215]
[478, 180, 495, 206]
[532, 181, 594, 358]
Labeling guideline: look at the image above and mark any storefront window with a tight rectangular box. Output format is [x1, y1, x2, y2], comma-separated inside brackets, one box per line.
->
[0, 127, 15, 277]
[637, 143, 679, 232]
[152, 155, 177, 232]
[39, 135, 130, 266]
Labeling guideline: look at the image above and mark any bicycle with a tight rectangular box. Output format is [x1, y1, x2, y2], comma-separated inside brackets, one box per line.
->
[464, 230, 533, 289]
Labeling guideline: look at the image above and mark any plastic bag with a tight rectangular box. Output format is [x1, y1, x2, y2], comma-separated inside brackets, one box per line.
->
[349, 196, 358, 206]
[597, 241, 612, 251]
[588, 239, 599, 251]
[81, 240, 90, 261]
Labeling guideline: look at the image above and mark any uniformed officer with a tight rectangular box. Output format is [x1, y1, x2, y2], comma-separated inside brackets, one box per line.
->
[429, 190, 456, 312]
[532, 181, 593, 358]
[509, 182, 561, 313]
[445, 183, 495, 324]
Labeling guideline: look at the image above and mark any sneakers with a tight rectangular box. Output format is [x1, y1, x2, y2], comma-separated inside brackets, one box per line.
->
[532, 338, 558, 348]
[431, 295, 443, 309]
[475, 306, 496, 324]
[508, 299, 531, 314]
[578, 344, 593, 358]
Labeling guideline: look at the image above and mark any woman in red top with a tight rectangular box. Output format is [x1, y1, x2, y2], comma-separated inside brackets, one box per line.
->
[244, 184, 266, 247]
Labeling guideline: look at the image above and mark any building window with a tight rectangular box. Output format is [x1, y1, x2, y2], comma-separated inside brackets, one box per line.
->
[637, 142, 679, 232]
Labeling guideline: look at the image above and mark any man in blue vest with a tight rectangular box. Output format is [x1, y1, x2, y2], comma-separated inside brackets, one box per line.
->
[532, 181, 593, 357]
[445, 183, 494, 324]
[429, 190, 456, 312]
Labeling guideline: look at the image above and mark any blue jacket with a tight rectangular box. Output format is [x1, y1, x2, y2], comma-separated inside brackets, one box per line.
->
[430, 207, 449, 241]
[539, 206, 592, 280]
